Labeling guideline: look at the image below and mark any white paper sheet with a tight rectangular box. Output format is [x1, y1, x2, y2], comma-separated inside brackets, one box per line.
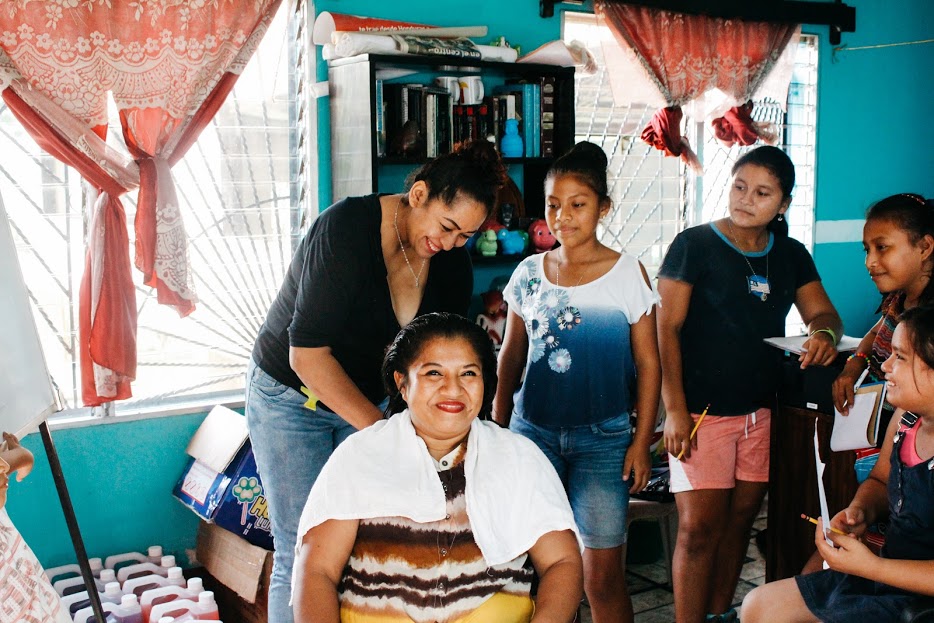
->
[814, 422, 834, 547]
[764, 334, 862, 355]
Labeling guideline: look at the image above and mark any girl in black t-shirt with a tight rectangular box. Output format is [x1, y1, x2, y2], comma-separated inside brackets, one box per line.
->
[657, 146, 842, 623]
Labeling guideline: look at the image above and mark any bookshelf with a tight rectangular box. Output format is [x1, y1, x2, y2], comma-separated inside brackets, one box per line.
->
[327, 53, 576, 224]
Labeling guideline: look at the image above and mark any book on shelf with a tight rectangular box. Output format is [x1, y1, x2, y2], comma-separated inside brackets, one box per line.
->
[498, 82, 541, 157]
[383, 83, 452, 159]
[540, 75, 556, 157]
[375, 79, 386, 157]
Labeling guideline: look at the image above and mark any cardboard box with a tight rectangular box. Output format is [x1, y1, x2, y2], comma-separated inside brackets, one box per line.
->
[196, 521, 271, 623]
[174, 405, 274, 550]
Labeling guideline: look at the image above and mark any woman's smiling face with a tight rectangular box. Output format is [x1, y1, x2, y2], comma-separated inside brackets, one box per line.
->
[409, 188, 486, 259]
[394, 336, 485, 449]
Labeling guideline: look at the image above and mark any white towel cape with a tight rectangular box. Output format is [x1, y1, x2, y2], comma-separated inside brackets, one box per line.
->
[295, 410, 581, 566]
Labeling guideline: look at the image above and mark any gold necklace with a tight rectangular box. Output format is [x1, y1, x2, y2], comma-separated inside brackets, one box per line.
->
[394, 200, 426, 288]
[554, 252, 588, 291]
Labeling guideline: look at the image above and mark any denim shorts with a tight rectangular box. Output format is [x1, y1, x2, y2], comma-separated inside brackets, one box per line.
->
[510, 413, 633, 549]
[245, 358, 358, 623]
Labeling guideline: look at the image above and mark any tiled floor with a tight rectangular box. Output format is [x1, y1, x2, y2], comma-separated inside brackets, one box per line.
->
[578, 508, 768, 622]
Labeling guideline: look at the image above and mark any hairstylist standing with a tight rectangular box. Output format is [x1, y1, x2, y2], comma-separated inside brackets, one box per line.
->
[246, 140, 507, 623]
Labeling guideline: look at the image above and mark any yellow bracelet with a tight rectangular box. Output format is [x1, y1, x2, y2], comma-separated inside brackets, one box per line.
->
[809, 327, 838, 345]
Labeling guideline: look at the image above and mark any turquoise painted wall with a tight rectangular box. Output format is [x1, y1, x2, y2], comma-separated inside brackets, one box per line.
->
[812, 0, 934, 335]
[5, 414, 207, 568]
[8, 0, 934, 569]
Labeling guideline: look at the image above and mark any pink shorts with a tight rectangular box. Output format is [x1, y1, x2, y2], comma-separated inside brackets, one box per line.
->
[668, 408, 771, 492]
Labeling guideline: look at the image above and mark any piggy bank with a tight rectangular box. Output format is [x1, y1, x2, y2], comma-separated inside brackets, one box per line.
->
[528, 219, 556, 253]
[499, 230, 526, 256]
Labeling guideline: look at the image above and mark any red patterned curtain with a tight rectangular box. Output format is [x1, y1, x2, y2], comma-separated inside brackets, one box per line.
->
[0, 0, 282, 406]
[594, 2, 799, 168]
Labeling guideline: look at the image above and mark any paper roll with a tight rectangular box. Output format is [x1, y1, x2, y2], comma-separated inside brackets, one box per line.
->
[332, 32, 400, 58]
[476, 45, 518, 63]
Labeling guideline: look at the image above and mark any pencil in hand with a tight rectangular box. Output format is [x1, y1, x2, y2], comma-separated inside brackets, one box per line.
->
[675, 404, 710, 461]
[800, 514, 848, 536]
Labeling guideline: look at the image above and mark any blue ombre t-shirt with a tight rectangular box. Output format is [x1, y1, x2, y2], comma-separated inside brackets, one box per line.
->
[505, 252, 658, 427]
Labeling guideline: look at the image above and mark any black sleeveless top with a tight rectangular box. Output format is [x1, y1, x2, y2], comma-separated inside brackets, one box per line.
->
[884, 412, 934, 561]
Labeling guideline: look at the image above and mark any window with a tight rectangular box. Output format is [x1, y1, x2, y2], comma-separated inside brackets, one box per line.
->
[563, 13, 818, 332]
[0, 4, 311, 414]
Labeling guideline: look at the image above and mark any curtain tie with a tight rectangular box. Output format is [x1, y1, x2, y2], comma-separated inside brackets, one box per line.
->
[641, 107, 702, 172]
[712, 102, 779, 148]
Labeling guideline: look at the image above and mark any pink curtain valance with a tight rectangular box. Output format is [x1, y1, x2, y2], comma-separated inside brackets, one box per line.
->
[0, 0, 282, 406]
[594, 2, 799, 167]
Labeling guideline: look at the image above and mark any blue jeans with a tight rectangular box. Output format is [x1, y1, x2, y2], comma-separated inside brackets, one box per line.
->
[510, 413, 633, 549]
[245, 359, 358, 623]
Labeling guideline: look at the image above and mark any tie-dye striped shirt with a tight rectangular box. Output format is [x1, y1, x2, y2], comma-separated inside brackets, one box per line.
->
[337, 443, 535, 623]
[871, 291, 904, 382]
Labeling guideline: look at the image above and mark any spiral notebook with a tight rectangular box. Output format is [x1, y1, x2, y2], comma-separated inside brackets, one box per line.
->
[830, 381, 886, 451]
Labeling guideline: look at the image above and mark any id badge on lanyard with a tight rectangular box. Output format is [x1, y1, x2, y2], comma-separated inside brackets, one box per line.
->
[748, 275, 770, 302]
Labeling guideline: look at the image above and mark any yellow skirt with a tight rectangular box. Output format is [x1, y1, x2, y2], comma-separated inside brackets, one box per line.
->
[340, 592, 535, 623]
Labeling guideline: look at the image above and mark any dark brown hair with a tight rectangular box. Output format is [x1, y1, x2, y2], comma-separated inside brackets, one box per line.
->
[545, 141, 610, 204]
[867, 193, 934, 305]
[382, 312, 498, 420]
[893, 306, 934, 394]
[405, 140, 508, 218]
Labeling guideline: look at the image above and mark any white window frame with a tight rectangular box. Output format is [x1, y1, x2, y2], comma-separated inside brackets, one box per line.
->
[0, 2, 318, 427]
[563, 12, 818, 334]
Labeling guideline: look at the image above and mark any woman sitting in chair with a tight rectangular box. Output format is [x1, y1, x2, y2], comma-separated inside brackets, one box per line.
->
[292, 312, 583, 623]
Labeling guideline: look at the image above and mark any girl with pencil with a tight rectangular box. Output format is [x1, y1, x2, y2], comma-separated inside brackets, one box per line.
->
[743, 305, 934, 622]
[656, 146, 842, 623]
[494, 141, 661, 623]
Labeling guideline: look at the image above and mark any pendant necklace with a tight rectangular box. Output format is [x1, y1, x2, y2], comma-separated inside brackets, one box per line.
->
[434, 464, 459, 609]
[394, 199, 426, 288]
[554, 252, 588, 296]
[726, 218, 770, 302]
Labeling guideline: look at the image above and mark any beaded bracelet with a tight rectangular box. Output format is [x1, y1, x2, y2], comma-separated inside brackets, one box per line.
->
[847, 351, 870, 365]
[809, 327, 838, 345]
